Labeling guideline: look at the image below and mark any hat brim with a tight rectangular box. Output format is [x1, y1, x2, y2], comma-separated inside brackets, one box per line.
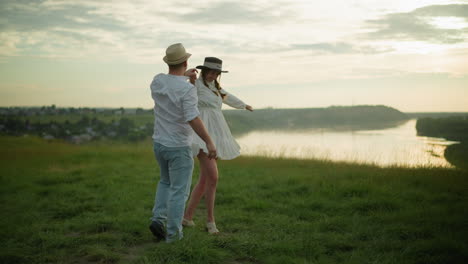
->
[196, 65, 228, 73]
[163, 53, 192, 65]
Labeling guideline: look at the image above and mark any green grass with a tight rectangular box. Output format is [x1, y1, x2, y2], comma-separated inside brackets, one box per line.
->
[445, 143, 468, 171]
[1, 136, 467, 264]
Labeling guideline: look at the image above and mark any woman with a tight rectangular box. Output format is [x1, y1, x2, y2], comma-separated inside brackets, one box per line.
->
[183, 57, 253, 234]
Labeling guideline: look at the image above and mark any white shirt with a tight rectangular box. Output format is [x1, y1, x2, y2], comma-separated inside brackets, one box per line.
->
[150, 73, 200, 147]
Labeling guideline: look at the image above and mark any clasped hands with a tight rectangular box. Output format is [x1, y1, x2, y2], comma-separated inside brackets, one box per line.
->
[184, 68, 198, 84]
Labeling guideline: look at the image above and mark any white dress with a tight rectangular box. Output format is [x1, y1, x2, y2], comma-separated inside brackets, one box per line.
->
[191, 78, 246, 160]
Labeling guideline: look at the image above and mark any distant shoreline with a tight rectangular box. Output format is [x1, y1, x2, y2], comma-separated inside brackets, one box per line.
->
[1, 105, 467, 114]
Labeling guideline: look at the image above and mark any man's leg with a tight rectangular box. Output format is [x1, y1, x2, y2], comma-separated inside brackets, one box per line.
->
[150, 143, 170, 240]
[165, 147, 194, 242]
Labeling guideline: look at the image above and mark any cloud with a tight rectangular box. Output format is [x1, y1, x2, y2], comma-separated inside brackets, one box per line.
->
[292, 43, 355, 53]
[166, 1, 294, 24]
[290, 42, 393, 54]
[1, 0, 286, 61]
[366, 4, 468, 44]
[0, 31, 21, 57]
[0, 0, 137, 59]
[0, 1, 128, 32]
[1, 0, 466, 66]
[413, 4, 468, 17]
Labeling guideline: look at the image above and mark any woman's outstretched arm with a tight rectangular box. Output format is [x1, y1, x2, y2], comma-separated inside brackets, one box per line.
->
[221, 89, 253, 111]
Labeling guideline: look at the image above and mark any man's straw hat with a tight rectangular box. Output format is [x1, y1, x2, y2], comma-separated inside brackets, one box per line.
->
[163, 43, 192, 65]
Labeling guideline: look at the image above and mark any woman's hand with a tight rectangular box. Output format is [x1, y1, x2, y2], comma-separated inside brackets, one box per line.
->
[245, 105, 253, 112]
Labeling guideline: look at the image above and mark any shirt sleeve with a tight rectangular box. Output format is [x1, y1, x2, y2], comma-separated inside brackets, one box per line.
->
[221, 89, 246, 109]
[182, 85, 200, 122]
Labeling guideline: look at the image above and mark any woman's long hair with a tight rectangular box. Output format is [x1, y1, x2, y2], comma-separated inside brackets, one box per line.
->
[201, 69, 226, 99]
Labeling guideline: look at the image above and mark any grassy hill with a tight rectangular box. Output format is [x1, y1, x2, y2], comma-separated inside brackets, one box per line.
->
[406, 112, 468, 119]
[416, 116, 468, 170]
[416, 116, 468, 142]
[1, 136, 467, 264]
[224, 105, 409, 135]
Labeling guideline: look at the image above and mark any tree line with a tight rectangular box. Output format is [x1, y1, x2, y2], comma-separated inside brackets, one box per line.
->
[0, 116, 152, 143]
[416, 116, 468, 170]
[416, 116, 468, 142]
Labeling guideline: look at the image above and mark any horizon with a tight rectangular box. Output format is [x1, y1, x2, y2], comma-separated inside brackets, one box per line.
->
[1, 0, 467, 112]
[1, 104, 468, 114]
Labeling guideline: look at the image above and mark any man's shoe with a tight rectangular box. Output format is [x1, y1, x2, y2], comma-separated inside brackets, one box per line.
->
[149, 221, 166, 241]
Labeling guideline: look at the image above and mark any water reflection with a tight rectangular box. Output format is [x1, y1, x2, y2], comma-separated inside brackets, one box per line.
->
[236, 119, 459, 168]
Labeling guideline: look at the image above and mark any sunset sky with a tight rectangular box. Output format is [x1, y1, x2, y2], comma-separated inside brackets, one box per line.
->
[1, 0, 467, 112]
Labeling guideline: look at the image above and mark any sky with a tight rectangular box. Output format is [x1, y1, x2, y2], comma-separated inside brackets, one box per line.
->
[0, 0, 467, 112]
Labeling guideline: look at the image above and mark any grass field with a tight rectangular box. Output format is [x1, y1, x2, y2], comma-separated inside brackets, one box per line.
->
[1, 136, 467, 264]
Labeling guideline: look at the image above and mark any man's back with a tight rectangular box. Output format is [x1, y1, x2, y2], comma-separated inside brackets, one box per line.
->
[150, 73, 199, 148]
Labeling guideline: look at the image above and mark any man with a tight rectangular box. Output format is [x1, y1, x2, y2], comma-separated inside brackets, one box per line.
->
[149, 43, 217, 243]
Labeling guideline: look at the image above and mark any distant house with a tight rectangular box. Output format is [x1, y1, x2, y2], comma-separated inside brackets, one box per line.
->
[43, 134, 55, 140]
[96, 108, 106, 113]
[124, 109, 137, 115]
[71, 134, 92, 144]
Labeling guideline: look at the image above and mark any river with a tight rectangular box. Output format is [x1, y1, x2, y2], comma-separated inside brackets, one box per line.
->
[235, 119, 459, 167]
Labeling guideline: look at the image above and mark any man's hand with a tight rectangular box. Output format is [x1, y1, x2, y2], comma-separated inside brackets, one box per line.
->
[184, 68, 198, 84]
[206, 141, 217, 160]
[188, 117, 217, 159]
[245, 105, 253, 112]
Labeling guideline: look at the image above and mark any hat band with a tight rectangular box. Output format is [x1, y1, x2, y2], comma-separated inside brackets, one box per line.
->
[168, 55, 186, 62]
[203, 61, 222, 70]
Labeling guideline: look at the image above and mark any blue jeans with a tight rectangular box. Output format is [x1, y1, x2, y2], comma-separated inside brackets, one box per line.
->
[151, 142, 194, 242]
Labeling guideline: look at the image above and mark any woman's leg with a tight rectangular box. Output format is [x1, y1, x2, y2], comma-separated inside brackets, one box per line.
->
[200, 152, 218, 223]
[184, 151, 219, 223]
[184, 151, 208, 221]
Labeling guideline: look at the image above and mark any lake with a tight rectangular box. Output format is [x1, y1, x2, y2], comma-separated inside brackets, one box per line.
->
[235, 119, 459, 167]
